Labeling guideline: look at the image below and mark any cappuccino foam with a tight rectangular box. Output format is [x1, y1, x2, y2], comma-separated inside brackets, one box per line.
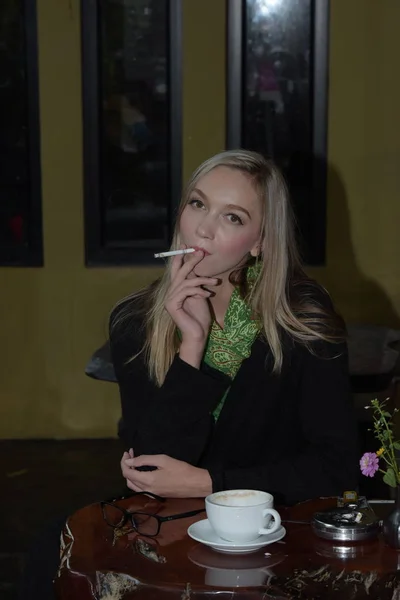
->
[212, 490, 264, 507]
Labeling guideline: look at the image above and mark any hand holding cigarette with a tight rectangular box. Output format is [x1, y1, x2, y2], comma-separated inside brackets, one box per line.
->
[162, 248, 217, 367]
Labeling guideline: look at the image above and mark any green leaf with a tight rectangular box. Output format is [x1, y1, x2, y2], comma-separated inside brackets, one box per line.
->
[382, 411, 392, 418]
[383, 468, 397, 488]
[393, 442, 400, 450]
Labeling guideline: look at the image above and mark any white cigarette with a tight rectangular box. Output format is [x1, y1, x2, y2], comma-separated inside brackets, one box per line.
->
[154, 248, 195, 258]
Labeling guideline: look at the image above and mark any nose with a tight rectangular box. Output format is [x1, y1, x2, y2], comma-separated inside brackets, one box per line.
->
[195, 213, 215, 240]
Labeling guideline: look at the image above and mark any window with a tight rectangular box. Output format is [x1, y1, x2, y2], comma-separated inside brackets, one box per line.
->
[227, 0, 329, 265]
[82, 0, 182, 265]
[0, 0, 42, 266]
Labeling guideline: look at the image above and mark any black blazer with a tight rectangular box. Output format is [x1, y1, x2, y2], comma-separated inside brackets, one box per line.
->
[110, 297, 359, 505]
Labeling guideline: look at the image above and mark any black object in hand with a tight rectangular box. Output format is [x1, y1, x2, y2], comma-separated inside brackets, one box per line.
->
[135, 465, 157, 472]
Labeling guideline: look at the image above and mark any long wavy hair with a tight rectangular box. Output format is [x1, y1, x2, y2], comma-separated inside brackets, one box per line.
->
[112, 149, 345, 385]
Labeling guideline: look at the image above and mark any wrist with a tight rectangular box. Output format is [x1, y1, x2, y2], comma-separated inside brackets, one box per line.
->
[191, 467, 213, 497]
[179, 341, 205, 369]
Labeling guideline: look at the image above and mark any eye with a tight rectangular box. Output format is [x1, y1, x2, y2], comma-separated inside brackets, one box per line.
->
[226, 213, 244, 225]
[188, 197, 204, 209]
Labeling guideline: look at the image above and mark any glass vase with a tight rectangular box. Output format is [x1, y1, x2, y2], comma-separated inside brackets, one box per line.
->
[383, 485, 400, 549]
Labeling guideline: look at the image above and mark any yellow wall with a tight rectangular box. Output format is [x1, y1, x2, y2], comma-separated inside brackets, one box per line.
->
[0, 0, 399, 438]
[0, 0, 226, 438]
[0, 0, 161, 438]
[309, 0, 400, 328]
[182, 0, 226, 179]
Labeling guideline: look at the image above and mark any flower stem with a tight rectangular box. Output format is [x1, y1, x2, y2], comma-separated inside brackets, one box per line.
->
[375, 402, 400, 484]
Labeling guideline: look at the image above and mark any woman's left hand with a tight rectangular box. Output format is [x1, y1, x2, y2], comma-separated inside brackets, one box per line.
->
[121, 453, 213, 498]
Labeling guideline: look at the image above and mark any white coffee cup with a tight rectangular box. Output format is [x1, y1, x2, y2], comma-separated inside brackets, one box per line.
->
[205, 489, 281, 543]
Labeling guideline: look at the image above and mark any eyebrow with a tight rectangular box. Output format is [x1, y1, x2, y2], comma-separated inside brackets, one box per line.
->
[192, 188, 252, 219]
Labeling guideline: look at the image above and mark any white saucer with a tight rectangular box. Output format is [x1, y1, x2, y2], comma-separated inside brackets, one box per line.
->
[187, 519, 286, 554]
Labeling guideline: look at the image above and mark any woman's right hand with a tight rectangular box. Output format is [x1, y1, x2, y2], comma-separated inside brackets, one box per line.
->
[165, 250, 217, 363]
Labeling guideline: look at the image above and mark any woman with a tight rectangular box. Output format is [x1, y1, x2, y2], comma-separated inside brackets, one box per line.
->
[20, 150, 358, 599]
[111, 149, 359, 505]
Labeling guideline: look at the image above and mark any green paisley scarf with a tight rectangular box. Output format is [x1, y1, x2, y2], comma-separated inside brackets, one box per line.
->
[204, 263, 261, 421]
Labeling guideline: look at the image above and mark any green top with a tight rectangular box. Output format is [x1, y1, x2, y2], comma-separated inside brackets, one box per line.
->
[203, 263, 261, 420]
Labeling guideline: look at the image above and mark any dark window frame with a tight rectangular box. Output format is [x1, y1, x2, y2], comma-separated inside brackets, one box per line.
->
[0, 0, 43, 267]
[81, 0, 182, 266]
[226, 0, 330, 266]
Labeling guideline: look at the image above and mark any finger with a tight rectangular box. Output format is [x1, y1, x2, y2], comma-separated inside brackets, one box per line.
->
[127, 470, 155, 489]
[121, 462, 133, 479]
[191, 293, 212, 299]
[121, 455, 129, 471]
[121, 461, 140, 479]
[170, 250, 205, 287]
[122, 461, 155, 485]
[126, 480, 143, 492]
[170, 246, 185, 282]
[167, 278, 218, 307]
[176, 276, 219, 290]
[129, 448, 134, 459]
[122, 459, 134, 472]
[168, 287, 212, 310]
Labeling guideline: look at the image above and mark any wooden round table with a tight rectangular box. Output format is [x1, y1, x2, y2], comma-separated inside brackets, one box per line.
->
[55, 495, 400, 599]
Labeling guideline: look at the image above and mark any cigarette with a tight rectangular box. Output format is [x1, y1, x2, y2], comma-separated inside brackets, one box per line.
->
[154, 248, 195, 258]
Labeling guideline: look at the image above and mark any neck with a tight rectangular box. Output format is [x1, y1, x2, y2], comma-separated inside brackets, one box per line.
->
[209, 277, 235, 328]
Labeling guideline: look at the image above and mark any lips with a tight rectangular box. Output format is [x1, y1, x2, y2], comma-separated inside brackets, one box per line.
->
[192, 246, 211, 256]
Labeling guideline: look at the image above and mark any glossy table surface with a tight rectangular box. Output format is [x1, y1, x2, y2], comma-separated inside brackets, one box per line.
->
[55, 495, 400, 599]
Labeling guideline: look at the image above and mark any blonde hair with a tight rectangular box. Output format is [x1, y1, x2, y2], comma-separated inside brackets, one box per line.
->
[112, 149, 344, 385]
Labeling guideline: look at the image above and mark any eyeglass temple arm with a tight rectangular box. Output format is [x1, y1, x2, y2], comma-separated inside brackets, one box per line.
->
[162, 508, 206, 523]
[104, 490, 165, 503]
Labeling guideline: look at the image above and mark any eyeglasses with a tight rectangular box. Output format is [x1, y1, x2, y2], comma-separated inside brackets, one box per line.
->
[101, 491, 205, 537]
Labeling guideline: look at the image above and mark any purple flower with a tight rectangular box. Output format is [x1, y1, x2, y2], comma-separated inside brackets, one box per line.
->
[360, 452, 379, 477]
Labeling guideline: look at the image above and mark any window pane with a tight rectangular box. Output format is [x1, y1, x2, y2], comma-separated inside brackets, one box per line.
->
[100, 0, 170, 250]
[234, 0, 328, 264]
[245, 0, 312, 214]
[244, 0, 312, 160]
[0, 0, 42, 264]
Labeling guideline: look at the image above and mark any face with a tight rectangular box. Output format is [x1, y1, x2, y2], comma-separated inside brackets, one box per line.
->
[179, 166, 263, 279]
